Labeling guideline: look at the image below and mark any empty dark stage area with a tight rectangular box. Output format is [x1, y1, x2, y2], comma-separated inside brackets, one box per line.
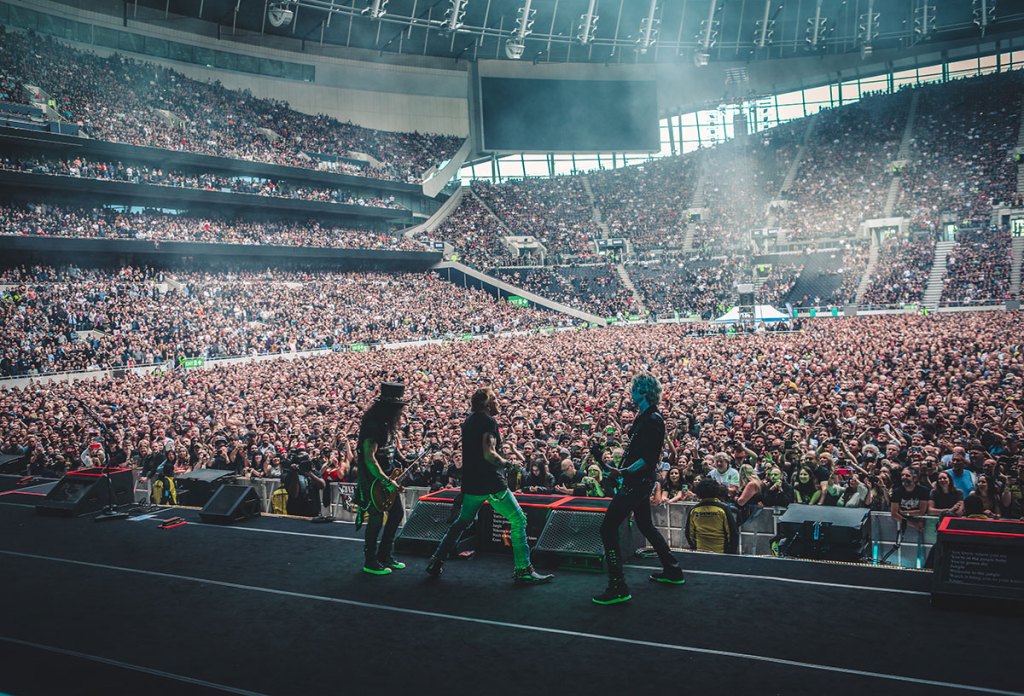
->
[0, 501, 1017, 696]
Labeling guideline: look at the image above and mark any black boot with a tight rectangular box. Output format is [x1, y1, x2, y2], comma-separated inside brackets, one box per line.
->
[426, 555, 444, 577]
[650, 565, 686, 585]
[592, 576, 631, 605]
[363, 541, 391, 575]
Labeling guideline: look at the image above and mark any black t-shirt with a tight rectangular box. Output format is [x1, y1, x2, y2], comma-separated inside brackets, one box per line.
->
[621, 406, 665, 487]
[357, 418, 395, 492]
[930, 487, 963, 511]
[461, 410, 506, 495]
[891, 483, 931, 513]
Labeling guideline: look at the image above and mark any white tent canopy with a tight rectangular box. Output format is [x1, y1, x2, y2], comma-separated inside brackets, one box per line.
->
[714, 305, 790, 324]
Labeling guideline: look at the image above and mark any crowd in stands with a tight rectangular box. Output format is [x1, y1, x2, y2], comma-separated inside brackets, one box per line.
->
[589, 156, 695, 251]
[0, 266, 563, 376]
[756, 263, 804, 307]
[941, 227, 1012, 304]
[3, 313, 1021, 523]
[490, 265, 635, 317]
[628, 258, 746, 318]
[0, 27, 461, 181]
[861, 235, 935, 306]
[786, 90, 909, 239]
[0, 155, 405, 209]
[0, 203, 416, 250]
[471, 178, 599, 260]
[422, 194, 512, 267]
[897, 72, 1021, 231]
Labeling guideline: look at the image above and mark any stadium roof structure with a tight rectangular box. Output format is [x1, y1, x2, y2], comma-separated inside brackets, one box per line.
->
[129, 0, 1024, 67]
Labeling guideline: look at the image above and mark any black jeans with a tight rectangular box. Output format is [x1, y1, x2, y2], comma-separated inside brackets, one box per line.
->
[599, 483, 677, 577]
[364, 495, 405, 563]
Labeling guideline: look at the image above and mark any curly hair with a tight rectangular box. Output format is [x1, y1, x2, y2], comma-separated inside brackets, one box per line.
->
[631, 372, 662, 405]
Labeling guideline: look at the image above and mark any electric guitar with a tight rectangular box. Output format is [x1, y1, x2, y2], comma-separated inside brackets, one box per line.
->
[369, 445, 436, 512]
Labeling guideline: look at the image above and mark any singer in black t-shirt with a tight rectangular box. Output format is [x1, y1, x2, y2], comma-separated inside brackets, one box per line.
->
[593, 373, 685, 605]
[426, 387, 553, 585]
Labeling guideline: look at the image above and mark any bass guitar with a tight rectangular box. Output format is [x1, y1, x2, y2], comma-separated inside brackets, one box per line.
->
[369, 444, 436, 512]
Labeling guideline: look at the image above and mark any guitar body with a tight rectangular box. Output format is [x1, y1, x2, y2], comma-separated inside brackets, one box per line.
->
[369, 468, 403, 512]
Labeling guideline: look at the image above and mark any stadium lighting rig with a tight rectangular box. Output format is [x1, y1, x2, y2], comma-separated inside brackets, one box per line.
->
[637, 0, 659, 55]
[361, 0, 388, 20]
[444, 0, 468, 32]
[913, 2, 936, 40]
[505, 0, 535, 60]
[805, 0, 829, 51]
[576, 0, 598, 45]
[695, 0, 722, 66]
[857, 0, 880, 58]
[267, 2, 295, 27]
[753, 0, 778, 50]
[973, 0, 996, 36]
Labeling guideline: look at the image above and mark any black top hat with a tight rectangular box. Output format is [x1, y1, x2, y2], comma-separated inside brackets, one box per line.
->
[376, 382, 408, 405]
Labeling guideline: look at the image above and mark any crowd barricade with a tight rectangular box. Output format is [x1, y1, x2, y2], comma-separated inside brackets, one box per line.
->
[651, 503, 937, 568]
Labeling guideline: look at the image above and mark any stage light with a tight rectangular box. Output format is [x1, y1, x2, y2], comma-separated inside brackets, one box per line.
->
[267, 3, 294, 27]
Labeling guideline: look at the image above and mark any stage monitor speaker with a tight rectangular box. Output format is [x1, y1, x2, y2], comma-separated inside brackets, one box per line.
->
[0, 453, 28, 474]
[395, 498, 474, 557]
[777, 504, 870, 562]
[35, 468, 134, 517]
[931, 517, 1024, 610]
[198, 484, 261, 524]
[533, 505, 640, 572]
[176, 469, 237, 507]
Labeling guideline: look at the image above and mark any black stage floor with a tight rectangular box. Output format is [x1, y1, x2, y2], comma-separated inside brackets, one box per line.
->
[0, 498, 1019, 696]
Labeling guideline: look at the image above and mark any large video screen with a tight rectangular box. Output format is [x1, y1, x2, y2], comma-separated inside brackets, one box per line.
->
[479, 77, 659, 153]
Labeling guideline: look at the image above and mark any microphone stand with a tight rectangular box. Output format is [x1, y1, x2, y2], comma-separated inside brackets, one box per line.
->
[76, 398, 129, 522]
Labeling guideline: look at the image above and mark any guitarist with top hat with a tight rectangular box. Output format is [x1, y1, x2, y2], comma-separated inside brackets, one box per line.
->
[356, 382, 410, 575]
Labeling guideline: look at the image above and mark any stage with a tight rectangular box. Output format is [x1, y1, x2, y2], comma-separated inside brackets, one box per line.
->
[0, 499, 1018, 696]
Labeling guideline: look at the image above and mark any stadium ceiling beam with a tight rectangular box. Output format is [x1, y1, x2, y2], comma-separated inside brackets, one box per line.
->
[273, 0, 1024, 58]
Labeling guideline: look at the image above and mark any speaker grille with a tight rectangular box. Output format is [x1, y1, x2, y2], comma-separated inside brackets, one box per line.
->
[398, 501, 457, 543]
[535, 510, 605, 555]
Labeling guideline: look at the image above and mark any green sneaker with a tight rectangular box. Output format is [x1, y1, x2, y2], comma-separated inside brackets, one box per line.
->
[362, 560, 393, 575]
[381, 557, 406, 570]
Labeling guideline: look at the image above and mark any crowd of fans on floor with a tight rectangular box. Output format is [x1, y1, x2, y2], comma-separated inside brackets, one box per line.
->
[3, 313, 1021, 523]
[0, 265, 563, 376]
[0, 26, 461, 181]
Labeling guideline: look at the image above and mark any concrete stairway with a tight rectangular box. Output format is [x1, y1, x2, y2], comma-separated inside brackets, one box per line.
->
[854, 237, 881, 304]
[767, 112, 819, 228]
[883, 90, 920, 217]
[615, 264, 646, 314]
[1017, 94, 1024, 195]
[581, 175, 611, 239]
[1011, 236, 1024, 297]
[923, 240, 957, 309]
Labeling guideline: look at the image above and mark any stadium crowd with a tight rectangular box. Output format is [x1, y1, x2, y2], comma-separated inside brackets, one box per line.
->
[0, 266, 563, 376]
[0, 155, 405, 209]
[0, 27, 461, 181]
[941, 227, 1012, 304]
[0, 203, 416, 250]
[2, 313, 1021, 521]
[861, 235, 935, 306]
[490, 265, 635, 317]
[896, 71, 1021, 231]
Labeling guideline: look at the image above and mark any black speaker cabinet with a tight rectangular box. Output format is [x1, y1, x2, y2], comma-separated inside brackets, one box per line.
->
[777, 504, 870, 562]
[176, 468, 237, 507]
[532, 500, 640, 572]
[35, 468, 134, 517]
[395, 496, 474, 557]
[198, 484, 261, 524]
